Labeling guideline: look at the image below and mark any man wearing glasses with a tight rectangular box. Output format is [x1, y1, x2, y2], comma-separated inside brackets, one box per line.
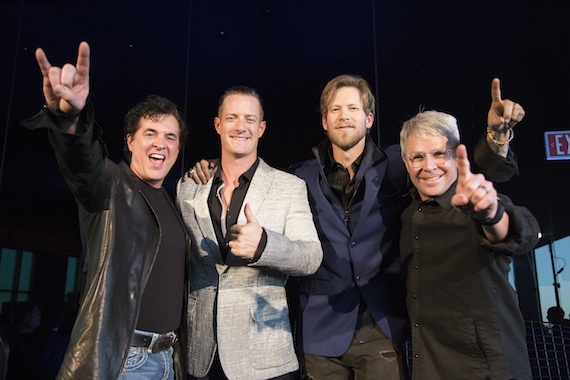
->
[399, 110, 540, 379]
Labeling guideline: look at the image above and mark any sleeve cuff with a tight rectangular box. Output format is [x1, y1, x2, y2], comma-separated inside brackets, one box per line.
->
[250, 229, 268, 262]
[474, 133, 519, 183]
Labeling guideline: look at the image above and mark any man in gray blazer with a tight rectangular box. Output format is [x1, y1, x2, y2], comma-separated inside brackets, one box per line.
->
[176, 86, 323, 380]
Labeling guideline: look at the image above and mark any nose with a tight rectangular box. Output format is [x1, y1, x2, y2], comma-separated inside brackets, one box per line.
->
[236, 116, 247, 132]
[421, 154, 437, 170]
[153, 135, 166, 149]
[339, 108, 349, 121]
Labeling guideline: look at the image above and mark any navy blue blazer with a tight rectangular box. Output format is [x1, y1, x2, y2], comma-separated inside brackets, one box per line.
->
[290, 136, 410, 357]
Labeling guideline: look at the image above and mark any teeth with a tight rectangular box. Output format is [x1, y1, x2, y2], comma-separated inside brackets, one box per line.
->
[150, 154, 165, 160]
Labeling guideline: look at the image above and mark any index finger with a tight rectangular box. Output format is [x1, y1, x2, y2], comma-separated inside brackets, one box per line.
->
[35, 48, 52, 77]
[455, 144, 472, 183]
[75, 41, 91, 79]
[490, 78, 502, 103]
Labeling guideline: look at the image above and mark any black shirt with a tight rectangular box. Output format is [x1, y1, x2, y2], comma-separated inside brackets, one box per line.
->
[136, 181, 186, 333]
[323, 140, 384, 341]
[208, 159, 266, 262]
[324, 146, 365, 233]
[399, 182, 535, 379]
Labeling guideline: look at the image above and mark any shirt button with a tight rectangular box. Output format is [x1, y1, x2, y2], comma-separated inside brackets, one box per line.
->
[350, 241, 356, 247]
[221, 273, 227, 279]
[414, 265, 419, 270]
[414, 323, 419, 327]
[355, 275, 361, 281]
[415, 236, 419, 240]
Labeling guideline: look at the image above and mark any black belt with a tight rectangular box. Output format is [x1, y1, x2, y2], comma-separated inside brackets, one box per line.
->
[354, 307, 385, 343]
[131, 330, 177, 353]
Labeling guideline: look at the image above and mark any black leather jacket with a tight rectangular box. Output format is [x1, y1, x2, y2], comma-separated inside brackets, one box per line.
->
[22, 105, 189, 379]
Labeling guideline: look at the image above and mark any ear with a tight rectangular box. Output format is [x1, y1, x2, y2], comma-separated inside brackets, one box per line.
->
[214, 117, 221, 135]
[321, 116, 328, 132]
[401, 155, 413, 175]
[126, 134, 134, 152]
[258, 120, 267, 138]
[365, 112, 374, 130]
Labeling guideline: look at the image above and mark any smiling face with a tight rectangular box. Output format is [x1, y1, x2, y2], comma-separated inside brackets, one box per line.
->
[403, 134, 457, 200]
[214, 93, 266, 161]
[322, 86, 373, 152]
[127, 114, 181, 188]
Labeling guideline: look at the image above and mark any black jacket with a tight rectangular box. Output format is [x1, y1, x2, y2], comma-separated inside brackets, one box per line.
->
[22, 105, 189, 380]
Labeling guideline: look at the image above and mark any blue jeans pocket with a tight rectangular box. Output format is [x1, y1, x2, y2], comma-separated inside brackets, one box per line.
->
[124, 346, 149, 371]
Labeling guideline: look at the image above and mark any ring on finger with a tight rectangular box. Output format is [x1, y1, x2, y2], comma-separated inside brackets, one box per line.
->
[479, 184, 489, 194]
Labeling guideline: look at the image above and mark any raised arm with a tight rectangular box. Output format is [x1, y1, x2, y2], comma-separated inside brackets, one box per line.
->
[35, 41, 91, 133]
[474, 78, 525, 182]
[486, 78, 525, 156]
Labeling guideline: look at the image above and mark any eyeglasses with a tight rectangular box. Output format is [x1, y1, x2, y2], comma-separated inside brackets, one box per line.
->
[404, 149, 454, 169]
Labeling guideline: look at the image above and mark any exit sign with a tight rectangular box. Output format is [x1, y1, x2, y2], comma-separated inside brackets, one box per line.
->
[544, 130, 570, 160]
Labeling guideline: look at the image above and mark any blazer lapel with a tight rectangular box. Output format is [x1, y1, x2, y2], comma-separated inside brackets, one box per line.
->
[191, 172, 227, 271]
[351, 138, 388, 237]
[239, 159, 272, 223]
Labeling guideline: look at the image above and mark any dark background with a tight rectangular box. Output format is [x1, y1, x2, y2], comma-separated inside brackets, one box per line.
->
[1, 0, 569, 256]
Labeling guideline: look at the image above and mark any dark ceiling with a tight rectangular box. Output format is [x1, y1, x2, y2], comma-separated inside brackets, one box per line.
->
[1, 0, 569, 255]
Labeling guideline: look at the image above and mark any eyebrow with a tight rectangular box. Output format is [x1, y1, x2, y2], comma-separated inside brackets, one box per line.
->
[330, 103, 360, 108]
[226, 113, 259, 120]
[141, 127, 179, 137]
[165, 131, 179, 138]
[409, 148, 449, 153]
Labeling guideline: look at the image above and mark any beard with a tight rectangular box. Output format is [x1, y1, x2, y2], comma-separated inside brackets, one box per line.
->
[327, 128, 367, 151]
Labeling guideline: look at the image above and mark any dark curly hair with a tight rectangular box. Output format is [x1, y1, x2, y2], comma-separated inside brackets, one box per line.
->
[123, 95, 188, 162]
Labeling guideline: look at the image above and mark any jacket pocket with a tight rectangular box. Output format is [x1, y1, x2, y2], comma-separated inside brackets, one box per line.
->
[249, 297, 295, 369]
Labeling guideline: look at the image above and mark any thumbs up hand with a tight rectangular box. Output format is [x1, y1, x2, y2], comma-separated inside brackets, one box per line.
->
[227, 203, 263, 260]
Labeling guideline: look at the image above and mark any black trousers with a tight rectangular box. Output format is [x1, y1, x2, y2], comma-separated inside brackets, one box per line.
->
[187, 351, 295, 380]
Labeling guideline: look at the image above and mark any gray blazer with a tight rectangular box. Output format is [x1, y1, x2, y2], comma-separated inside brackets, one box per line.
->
[176, 159, 323, 380]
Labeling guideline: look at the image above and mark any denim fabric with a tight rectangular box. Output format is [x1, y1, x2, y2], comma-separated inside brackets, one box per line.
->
[118, 346, 174, 380]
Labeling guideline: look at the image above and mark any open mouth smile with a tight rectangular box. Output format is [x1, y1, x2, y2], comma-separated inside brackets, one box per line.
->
[150, 153, 165, 162]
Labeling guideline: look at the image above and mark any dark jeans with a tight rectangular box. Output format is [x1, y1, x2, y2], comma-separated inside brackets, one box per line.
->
[303, 322, 408, 380]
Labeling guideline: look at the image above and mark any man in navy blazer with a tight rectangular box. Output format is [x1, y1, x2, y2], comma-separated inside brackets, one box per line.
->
[289, 75, 524, 379]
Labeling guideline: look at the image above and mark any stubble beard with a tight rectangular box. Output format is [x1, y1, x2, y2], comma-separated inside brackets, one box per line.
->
[328, 129, 366, 151]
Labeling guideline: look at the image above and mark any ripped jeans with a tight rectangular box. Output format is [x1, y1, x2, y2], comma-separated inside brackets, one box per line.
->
[303, 309, 408, 380]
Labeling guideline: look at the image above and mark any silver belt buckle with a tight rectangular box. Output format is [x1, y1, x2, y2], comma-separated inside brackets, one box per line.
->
[149, 331, 177, 353]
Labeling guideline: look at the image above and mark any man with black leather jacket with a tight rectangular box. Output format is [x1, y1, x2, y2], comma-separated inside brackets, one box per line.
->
[22, 41, 189, 379]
